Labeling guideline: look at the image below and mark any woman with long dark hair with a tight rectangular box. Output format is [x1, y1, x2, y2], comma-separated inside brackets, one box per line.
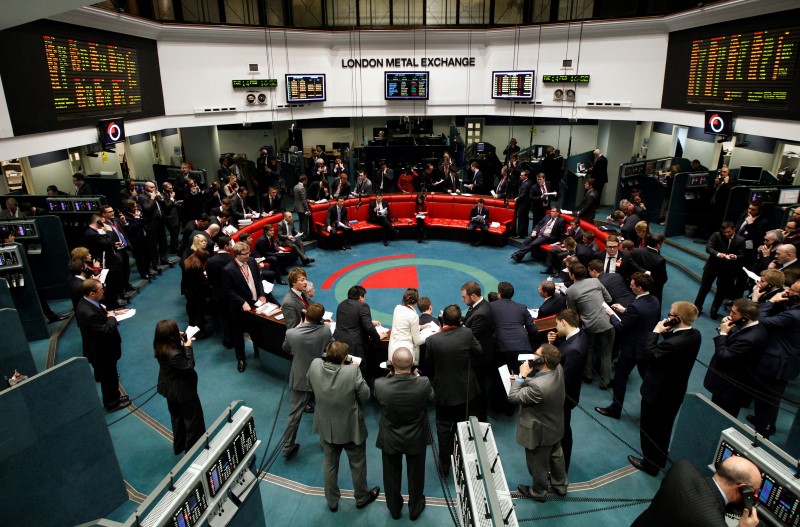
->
[183, 248, 212, 339]
[154, 319, 206, 455]
[415, 193, 428, 243]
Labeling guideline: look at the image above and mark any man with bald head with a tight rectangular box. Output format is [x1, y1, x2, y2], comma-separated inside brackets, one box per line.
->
[374, 347, 433, 521]
[769, 243, 799, 272]
[632, 456, 761, 527]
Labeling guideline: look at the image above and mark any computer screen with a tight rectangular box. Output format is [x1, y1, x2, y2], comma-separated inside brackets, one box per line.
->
[477, 143, 485, 153]
[385, 72, 429, 100]
[779, 188, 800, 205]
[491, 70, 535, 99]
[285, 74, 326, 102]
[738, 166, 762, 184]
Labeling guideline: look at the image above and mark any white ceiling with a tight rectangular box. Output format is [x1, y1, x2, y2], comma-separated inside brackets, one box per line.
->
[0, 0, 98, 31]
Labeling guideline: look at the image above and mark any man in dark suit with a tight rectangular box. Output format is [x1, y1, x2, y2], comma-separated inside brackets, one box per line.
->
[704, 299, 767, 418]
[464, 161, 487, 195]
[530, 173, 556, 225]
[375, 161, 394, 193]
[206, 236, 234, 348]
[461, 281, 494, 422]
[631, 457, 761, 527]
[281, 267, 310, 330]
[374, 347, 433, 521]
[326, 197, 353, 250]
[368, 194, 398, 246]
[74, 279, 130, 412]
[230, 187, 257, 225]
[307, 341, 380, 512]
[576, 178, 599, 220]
[515, 170, 533, 238]
[352, 171, 373, 197]
[710, 166, 733, 226]
[281, 303, 333, 458]
[546, 309, 588, 472]
[490, 281, 538, 369]
[333, 285, 386, 359]
[253, 224, 288, 280]
[0, 198, 25, 219]
[332, 172, 351, 199]
[512, 207, 566, 262]
[536, 280, 567, 319]
[72, 173, 93, 196]
[594, 235, 642, 282]
[100, 205, 133, 297]
[467, 198, 490, 247]
[596, 273, 661, 419]
[262, 186, 285, 216]
[425, 305, 482, 474]
[418, 296, 440, 328]
[508, 344, 568, 501]
[627, 301, 702, 477]
[587, 260, 635, 308]
[694, 221, 746, 319]
[769, 243, 800, 272]
[140, 180, 170, 270]
[734, 201, 771, 296]
[161, 181, 182, 254]
[749, 279, 800, 437]
[588, 149, 608, 201]
[222, 241, 267, 373]
[83, 213, 126, 310]
[278, 211, 313, 265]
[618, 203, 642, 246]
[631, 234, 668, 304]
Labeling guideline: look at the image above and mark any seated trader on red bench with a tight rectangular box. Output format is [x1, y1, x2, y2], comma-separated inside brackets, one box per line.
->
[369, 194, 398, 247]
[512, 207, 566, 263]
[326, 196, 353, 250]
[468, 198, 490, 247]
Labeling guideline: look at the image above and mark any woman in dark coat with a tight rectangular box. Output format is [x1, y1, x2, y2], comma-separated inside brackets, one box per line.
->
[183, 248, 212, 339]
[154, 319, 206, 455]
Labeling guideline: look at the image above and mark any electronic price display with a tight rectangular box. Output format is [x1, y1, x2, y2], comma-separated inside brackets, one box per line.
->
[73, 199, 102, 212]
[231, 79, 278, 88]
[46, 197, 102, 213]
[623, 163, 646, 178]
[0, 220, 39, 241]
[385, 72, 429, 100]
[542, 74, 590, 83]
[285, 74, 326, 102]
[46, 199, 73, 213]
[164, 480, 208, 527]
[206, 417, 257, 497]
[686, 173, 710, 188]
[491, 71, 534, 99]
[0, 246, 23, 271]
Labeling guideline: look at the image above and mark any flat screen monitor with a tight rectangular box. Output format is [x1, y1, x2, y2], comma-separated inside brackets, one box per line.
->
[750, 189, 778, 204]
[491, 71, 535, 99]
[738, 166, 762, 184]
[704, 110, 734, 135]
[779, 188, 800, 205]
[477, 142, 485, 153]
[385, 71, 429, 100]
[98, 117, 125, 147]
[687, 173, 709, 188]
[285, 74, 326, 102]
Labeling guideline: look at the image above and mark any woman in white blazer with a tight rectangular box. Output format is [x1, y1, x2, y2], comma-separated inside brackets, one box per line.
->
[388, 288, 426, 363]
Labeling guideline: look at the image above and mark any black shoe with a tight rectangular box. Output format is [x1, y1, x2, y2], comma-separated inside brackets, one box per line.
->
[710, 312, 719, 320]
[155, 268, 163, 275]
[124, 284, 136, 292]
[511, 254, 521, 262]
[599, 383, 611, 390]
[582, 376, 593, 384]
[628, 455, 659, 477]
[383, 241, 388, 246]
[345, 244, 352, 250]
[106, 399, 132, 413]
[237, 360, 247, 372]
[475, 241, 481, 247]
[418, 239, 422, 243]
[517, 484, 546, 503]
[47, 313, 68, 323]
[540, 269, 554, 275]
[284, 443, 300, 459]
[329, 504, 338, 513]
[356, 487, 380, 509]
[410, 496, 426, 521]
[276, 278, 288, 285]
[303, 404, 315, 413]
[160, 258, 170, 265]
[546, 485, 567, 497]
[595, 405, 621, 419]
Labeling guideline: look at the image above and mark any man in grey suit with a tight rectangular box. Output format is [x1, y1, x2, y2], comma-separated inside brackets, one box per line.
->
[307, 341, 380, 512]
[566, 262, 614, 388]
[292, 175, 310, 233]
[281, 303, 333, 458]
[508, 343, 568, 501]
[375, 347, 433, 521]
[281, 268, 310, 329]
[278, 211, 313, 265]
[587, 259, 635, 308]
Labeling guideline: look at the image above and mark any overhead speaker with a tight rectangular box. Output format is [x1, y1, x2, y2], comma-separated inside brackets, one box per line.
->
[246, 92, 267, 105]
[553, 89, 564, 101]
[565, 89, 576, 102]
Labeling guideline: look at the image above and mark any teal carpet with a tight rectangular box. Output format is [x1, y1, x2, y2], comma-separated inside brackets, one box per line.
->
[38, 225, 798, 526]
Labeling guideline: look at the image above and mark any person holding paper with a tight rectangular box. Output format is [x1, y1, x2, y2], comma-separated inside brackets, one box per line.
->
[281, 268, 311, 330]
[508, 343, 568, 501]
[182, 248, 213, 340]
[546, 309, 588, 472]
[154, 319, 206, 455]
[490, 281, 538, 372]
[467, 198, 490, 247]
[693, 221, 745, 320]
[388, 288, 425, 363]
[530, 173, 556, 225]
[461, 281, 494, 421]
[326, 196, 353, 250]
[511, 207, 566, 263]
[278, 211, 314, 266]
[369, 194, 398, 247]
[333, 285, 386, 360]
[222, 242, 267, 373]
[281, 303, 333, 459]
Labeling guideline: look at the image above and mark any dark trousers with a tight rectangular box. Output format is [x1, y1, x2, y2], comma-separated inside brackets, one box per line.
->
[514, 235, 551, 260]
[711, 393, 742, 418]
[610, 351, 648, 412]
[563, 407, 574, 472]
[382, 450, 427, 519]
[468, 223, 488, 244]
[435, 400, 477, 467]
[752, 375, 788, 436]
[147, 225, 168, 266]
[117, 248, 131, 287]
[471, 366, 489, 422]
[212, 291, 232, 346]
[166, 222, 180, 253]
[263, 254, 285, 275]
[694, 266, 735, 314]
[516, 205, 530, 237]
[329, 226, 353, 248]
[185, 293, 207, 332]
[104, 268, 123, 309]
[372, 216, 394, 242]
[640, 398, 679, 472]
[95, 358, 121, 408]
[230, 308, 249, 360]
[131, 240, 151, 279]
[416, 217, 426, 240]
[167, 396, 206, 455]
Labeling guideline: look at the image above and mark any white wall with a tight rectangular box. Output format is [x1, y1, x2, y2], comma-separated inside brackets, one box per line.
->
[647, 129, 674, 159]
[181, 125, 220, 176]
[682, 138, 718, 170]
[28, 158, 73, 194]
[158, 132, 183, 166]
[126, 136, 157, 179]
[729, 148, 778, 173]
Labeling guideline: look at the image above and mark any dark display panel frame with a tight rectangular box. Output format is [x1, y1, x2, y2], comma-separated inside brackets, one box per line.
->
[285, 74, 326, 103]
[0, 20, 165, 137]
[661, 9, 800, 120]
[491, 70, 535, 100]
[384, 71, 430, 100]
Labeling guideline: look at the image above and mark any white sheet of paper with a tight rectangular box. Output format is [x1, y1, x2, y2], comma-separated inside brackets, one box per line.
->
[375, 325, 389, 334]
[255, 257, 265, 263]
[420, 324, 440, 341]
[275, 313, 284, 320]
[98, 268, 109, 284]
[602, 302, 621, 321]
[518, 354, 537, 361]
[185, 326, 200, 340]
[114, 309, 136, 321]
[324, 311, 334, 320]
[261, 280, 275, 294]
[528, 308, 539, 319]
[223, 225, 238, 236]
[542, 191, 558, 196]
[490, 221, 501, 228]
[561, 209, 573, 215]
[498, 365, 512, 395]
[742, 267, 760, 281]
[347, 354, 363, 366]
[254, 299, 264, 308]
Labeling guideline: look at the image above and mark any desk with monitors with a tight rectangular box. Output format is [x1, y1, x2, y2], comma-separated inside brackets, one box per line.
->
[204, 417, 258, 498]
[45, 197, 104, 214]
[166, 479, 209, 527]
[0, 220, 39, 241]
[713, 428, 800, 527]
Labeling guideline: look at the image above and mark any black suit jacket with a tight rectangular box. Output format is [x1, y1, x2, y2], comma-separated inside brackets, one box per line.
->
[333, 298, 381, 358]
[326, 204, 350, 229]
[631, 247, 668, 301]
[254, 235, 281, 258]
[597, 272, 635, 307]
[704, 231, 746, 270]
[516, 179, 533, 207]
[577, 188, 599, 220]
[374, 373, 434, 455]
[735, 212, 770, 252]
[75, 297, 122, 365]
[69, 275, 85, 308]
[469, 205, 489, 227]
[610, 294, 661, 360]
[463, 299, 494, 366]
[489, 298, 537, 353]
[157, 345, 198, 403]
[641, 329, 702, 410]
[537, 294, 567, 319]
[594, 250, 642, 282]
[140, 194, 166, 230]
[590, 155, 608, 184]
[704, 323, 767, 407]
[530, 180, 556, 220]
[425, 326, 481, 406]
[83, 226, 122, 270]
[262, 194, 285, 215]
[533, 215, 566, 241]
[621, 214, 641, 244]
[631, 460, 726, 527]
[556, 330, 589, 409]
[221, 259, 265, 311]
